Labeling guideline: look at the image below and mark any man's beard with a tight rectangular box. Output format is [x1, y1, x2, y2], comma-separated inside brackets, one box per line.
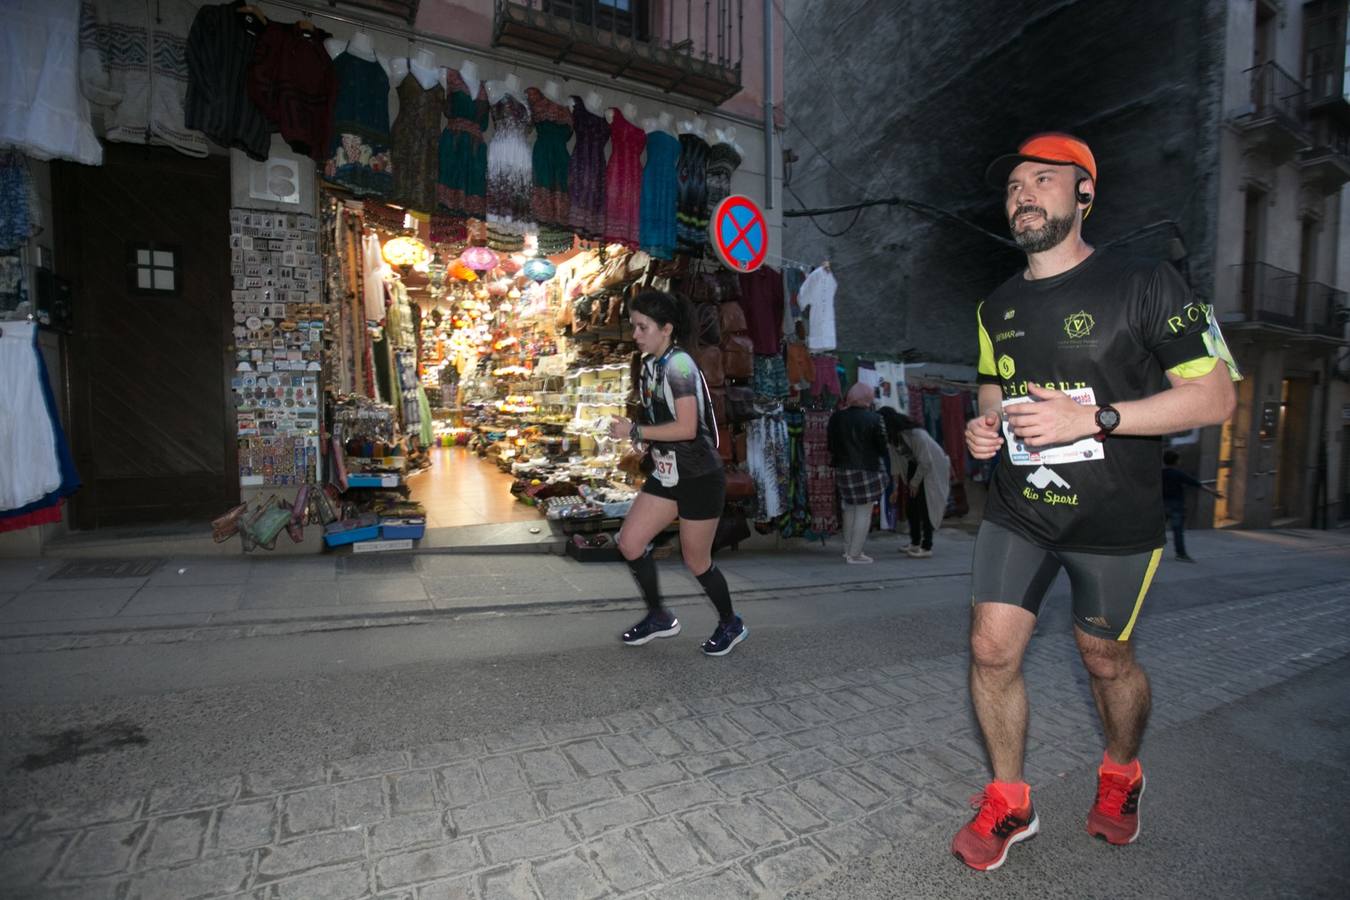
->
[1009, 206, 1074, 253]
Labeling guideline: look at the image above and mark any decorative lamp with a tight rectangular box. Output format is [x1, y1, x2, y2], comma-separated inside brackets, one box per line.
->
[427, 252, 447, 288]
[448, 260, 477, 282]
[460, 246, 500, 273]
[382, 235, 430, 269]
[522, 257, 557, 283]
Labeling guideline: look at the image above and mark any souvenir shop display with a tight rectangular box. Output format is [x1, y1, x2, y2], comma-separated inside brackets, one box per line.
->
[229, 208, 324, 488]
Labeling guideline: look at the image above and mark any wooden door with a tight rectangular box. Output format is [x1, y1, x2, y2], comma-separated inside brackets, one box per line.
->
[54, 145, 237, 529]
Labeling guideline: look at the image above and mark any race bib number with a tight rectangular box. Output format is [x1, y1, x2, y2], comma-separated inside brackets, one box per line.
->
[1002, 388, 1105, 466]
[651, 448, 680, 487]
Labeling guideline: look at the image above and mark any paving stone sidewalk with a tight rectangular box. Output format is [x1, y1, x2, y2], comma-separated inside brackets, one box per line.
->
[2, 583, 1345, 899]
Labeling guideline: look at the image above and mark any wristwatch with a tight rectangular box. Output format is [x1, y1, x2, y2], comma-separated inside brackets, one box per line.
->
[629, 422, 642, 442]
[1094, 405, 1121, 442]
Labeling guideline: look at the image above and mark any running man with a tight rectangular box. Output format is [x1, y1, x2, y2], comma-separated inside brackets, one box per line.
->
[953, 133, 1240, 870]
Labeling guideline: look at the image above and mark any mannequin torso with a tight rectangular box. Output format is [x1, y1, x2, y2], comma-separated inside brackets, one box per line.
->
[489, 72, 522, 104]
[583, 90, 603, 115]
[542, 80, 563, 103]
[408, 49, 441, 90]
[459, 59, 480, 98]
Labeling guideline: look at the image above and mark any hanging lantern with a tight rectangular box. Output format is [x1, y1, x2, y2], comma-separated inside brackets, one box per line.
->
[448, 260, 478, 282]
[460, 246, 500, 273]
[522, 257, 557, 283]
[382, 235, 430, 269]
[427, 252, 447, 288]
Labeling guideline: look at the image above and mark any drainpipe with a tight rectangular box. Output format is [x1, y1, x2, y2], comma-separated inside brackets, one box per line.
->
[762, 0, 774, 210]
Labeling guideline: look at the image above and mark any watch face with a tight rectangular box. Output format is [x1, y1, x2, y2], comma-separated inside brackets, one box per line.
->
[1098, 407, 1121, 430]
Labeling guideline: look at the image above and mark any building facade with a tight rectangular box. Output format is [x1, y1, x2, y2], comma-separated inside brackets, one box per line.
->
[0, 0, 786, 555]
[781, 0, 1348, 529]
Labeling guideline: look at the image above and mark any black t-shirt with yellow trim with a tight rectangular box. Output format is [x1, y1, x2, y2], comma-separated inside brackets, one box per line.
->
[976, 250, 1236, 554]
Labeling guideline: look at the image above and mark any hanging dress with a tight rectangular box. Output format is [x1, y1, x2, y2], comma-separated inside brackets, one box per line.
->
[639, 129, 680, 260]
[675, 131, 710, 253]
[603, 108, 645, 248]
[437, 68, 489, 219]
[485, 90, 533, 236]
[705, 140, 742, 211]
[324, 52, 393, 196]
[526, 87, 573, 230]
[567, 96, 609, 242]
[389, 68, 444, 212]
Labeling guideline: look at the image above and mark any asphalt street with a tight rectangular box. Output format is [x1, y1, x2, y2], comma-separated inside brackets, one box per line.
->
[1, 529, 1347, 898]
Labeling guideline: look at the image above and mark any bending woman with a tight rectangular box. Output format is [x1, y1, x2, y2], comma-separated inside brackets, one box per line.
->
[608, 290, 748, 657]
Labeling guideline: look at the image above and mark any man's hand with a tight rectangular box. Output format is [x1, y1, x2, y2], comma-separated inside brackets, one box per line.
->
[965, 409, 1004, 459]
[1004, 383, 1097, 447]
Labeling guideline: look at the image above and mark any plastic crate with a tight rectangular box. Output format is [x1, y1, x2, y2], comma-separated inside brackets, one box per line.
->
[380, 517, 426, 540]
[324, 514, 380, 547]
[347, 473, 401, 488]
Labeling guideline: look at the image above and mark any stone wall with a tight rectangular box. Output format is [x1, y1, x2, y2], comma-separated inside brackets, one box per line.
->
[781, 0, 1228, 363]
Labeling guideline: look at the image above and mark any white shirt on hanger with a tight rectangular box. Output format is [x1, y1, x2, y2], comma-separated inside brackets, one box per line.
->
[798, 266, 837, 352]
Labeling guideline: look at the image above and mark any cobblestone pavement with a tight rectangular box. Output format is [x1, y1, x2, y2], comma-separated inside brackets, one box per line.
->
[2, 583, 1346, 899]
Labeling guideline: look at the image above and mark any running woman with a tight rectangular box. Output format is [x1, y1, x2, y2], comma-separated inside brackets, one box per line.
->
[608, 290, 748, 657]
[953, 133, 1239, 870]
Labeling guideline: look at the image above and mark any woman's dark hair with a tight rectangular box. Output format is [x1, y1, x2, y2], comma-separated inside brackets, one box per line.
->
[877, 407, 919, 447]
[631, 290, 699, 351]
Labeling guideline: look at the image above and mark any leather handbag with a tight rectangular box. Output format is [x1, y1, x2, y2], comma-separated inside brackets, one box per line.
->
[719, 301, 748, 334]
[724, 469, 756, 499]
[712, 506, 751, 552]
[786, 342, 813, 384]
[721, 334, 754, 380]
[698, 303, 722, 347]
[695, 345, 725, 387]
[725, 384, 756, 423]
[709, 386, 728, 425]
[718, 432, 734, 462]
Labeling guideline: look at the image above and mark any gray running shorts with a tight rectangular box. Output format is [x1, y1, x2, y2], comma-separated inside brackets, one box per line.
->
[971, 520, 1162, 641]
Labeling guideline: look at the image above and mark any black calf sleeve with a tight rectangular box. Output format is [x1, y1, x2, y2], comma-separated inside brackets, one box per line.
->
[696, 563, 735, 624]
[626, 549, 663, 615]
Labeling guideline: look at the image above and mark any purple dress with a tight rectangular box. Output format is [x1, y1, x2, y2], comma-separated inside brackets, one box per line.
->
[567, 96, 610, 241]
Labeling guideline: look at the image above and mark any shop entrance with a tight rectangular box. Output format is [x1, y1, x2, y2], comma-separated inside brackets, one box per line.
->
[54, 146, 236, 529]
[1273, 376, 1312, 522]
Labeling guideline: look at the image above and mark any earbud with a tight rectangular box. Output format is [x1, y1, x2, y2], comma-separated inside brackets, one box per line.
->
[1076, 178, 1093, 206]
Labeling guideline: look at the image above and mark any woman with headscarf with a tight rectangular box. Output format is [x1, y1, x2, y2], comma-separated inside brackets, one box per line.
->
[827, 382, 890, 563]
[879, 408, 952, 558]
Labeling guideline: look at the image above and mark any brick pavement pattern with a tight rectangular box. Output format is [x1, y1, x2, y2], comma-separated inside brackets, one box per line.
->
[2, 585, 1346, 898]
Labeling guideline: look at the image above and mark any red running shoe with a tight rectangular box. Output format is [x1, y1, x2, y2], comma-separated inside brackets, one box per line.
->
[1087, 764, 1145, 845]
[951, 783, 1039, 871]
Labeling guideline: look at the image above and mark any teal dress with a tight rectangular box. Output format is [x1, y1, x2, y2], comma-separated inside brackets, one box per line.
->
[640, 130, 680, 259]
[526, 87, 573, 229]
[436, 69, 489, 218]
[324, 53, 393, 197]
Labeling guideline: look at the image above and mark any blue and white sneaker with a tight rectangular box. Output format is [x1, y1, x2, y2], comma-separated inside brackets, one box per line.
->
[622, 611, 681, 646]
[701, 616, 748, 656]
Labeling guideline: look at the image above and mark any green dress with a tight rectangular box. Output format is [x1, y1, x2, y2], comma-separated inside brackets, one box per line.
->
[525, 87, 572, 229]
[436, 69, 489, 218]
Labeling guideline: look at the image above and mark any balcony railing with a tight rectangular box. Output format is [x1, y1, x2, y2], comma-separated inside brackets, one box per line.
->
[1247, 60, 1308, 123]
[1232, 61, 1310, 162]
[493, 0, 744, 105]
[1236, 262, 1302, 328]
[1303, 281, 1349, 338]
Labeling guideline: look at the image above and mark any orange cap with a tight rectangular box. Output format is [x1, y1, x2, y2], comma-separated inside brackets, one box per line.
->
[985, 132, 1098, 189]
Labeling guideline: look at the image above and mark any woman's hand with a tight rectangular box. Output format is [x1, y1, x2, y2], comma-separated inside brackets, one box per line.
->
[608, 415, 633, 441]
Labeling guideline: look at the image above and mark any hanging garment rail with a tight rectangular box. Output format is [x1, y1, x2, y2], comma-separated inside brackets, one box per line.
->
[261, 0, 764, 130]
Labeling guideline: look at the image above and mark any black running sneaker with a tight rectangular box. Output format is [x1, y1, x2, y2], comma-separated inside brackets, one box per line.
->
[701, 616, 748, 656]
[621, 611, 680, 646]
